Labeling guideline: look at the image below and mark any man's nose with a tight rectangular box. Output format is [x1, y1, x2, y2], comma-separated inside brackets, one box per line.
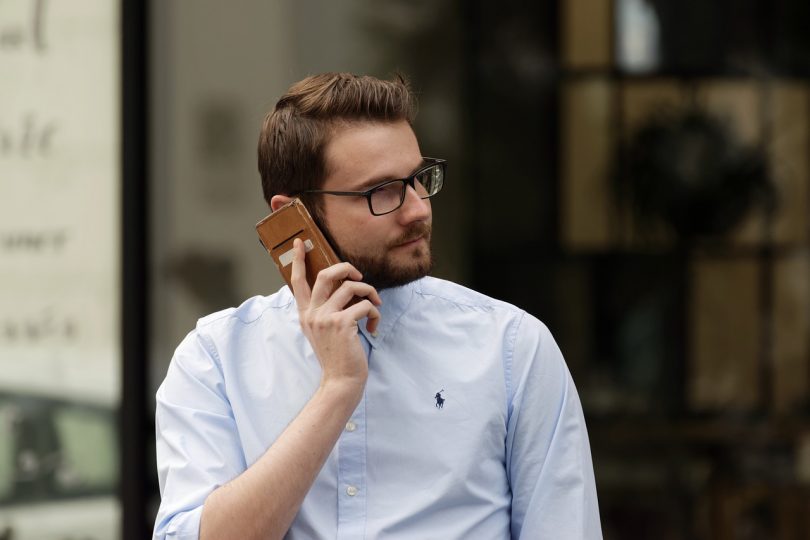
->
[397, 184, 431, 222]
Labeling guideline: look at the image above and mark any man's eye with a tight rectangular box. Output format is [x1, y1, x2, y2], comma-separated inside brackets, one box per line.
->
[373, 183, 401, 196]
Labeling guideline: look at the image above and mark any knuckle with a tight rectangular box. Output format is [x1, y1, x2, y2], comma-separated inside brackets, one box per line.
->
[317, 266, 338, 282]
[314, 317, 332, 331]
[344, 280, 363, 293]
[350, 281, 373, 296]
[334, 314, 352, 329]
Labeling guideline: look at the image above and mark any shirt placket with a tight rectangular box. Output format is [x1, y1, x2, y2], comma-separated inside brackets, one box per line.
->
[336, 335, 370, 539]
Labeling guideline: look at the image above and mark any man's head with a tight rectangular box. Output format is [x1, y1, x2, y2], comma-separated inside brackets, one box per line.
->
[258, 73, 438, 289]
[258, 72, 417, 211]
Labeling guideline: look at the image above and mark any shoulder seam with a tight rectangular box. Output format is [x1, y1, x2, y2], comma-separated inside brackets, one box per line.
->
[415, 278, 523, 314]
[197, 298, 294, 328]
[236, 298, 294, 325]
[414, 289, 495, 310]
[504, 310, 525, 425]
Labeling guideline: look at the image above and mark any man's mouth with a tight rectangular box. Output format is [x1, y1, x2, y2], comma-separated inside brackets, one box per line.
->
[392, 225, 430, 248]
[394, 235, 424, 248]
[393, 226, 432, 248]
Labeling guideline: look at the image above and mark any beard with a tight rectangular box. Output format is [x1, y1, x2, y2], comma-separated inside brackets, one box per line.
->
[315, 213, 433, 290]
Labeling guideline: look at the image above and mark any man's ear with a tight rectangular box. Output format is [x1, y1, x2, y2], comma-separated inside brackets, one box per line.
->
[270, 194, 294, 212]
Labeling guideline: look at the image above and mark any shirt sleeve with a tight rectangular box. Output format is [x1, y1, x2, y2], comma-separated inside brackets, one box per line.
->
[505, 313, 602, 539]
[153, 328, 247, 540]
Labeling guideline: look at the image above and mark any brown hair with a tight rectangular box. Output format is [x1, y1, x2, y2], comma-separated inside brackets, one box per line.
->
[257, 72, 417, 210]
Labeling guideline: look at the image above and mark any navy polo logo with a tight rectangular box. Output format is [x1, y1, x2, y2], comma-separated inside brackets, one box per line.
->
[435, 389, 445, 409]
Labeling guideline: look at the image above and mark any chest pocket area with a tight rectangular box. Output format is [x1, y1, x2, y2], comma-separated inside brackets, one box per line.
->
[366, 353, 507, 498]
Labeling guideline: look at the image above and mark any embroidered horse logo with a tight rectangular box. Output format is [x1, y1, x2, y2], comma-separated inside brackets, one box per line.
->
[435, 389, 445, 409]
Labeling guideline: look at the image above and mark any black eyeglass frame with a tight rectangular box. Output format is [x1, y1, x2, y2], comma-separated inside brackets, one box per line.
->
[297, 157, 447, 216]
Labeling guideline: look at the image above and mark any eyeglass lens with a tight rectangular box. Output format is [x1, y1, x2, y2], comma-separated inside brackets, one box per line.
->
[369, 163, 444, 215]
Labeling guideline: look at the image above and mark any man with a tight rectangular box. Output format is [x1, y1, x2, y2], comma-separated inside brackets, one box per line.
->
[154, 73, 601, 539]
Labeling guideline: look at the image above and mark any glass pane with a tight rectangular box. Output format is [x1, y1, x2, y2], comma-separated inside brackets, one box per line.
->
[53, 405, 117, 494]
[689, 256, 761, 411]
[562, 0, 612, 69]
[773, 253, 810, 413]
[560, 78, 616, 250]
[615, 0, 661, 73]
[0, 0, 121, 537]
[0, 403, 15, 500]
[771, 83, 810, 245]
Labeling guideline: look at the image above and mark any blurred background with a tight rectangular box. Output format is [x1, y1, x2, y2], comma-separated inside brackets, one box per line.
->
[2, 0, 809, 538]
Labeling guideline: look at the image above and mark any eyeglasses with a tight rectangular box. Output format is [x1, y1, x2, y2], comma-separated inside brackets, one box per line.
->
[299, 157, 446, 216]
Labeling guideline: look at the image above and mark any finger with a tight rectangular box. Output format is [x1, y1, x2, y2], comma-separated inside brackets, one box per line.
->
[290, 238, 311, 308]
[366, 313, 380, 335]
[343, 299, 381, 334]
[322, 280, 382, 312]
[310, 262, 364, 307]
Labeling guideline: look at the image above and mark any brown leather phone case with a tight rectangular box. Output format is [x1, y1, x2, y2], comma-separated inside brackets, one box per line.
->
[256, 199, 341, 294]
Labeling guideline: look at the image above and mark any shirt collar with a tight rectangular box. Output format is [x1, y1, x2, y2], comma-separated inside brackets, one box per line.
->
[356, 279, 417, 348]
[280, 279, 418, 349]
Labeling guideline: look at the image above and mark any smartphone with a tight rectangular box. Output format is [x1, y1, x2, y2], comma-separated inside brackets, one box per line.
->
[255, 198, 341, 295]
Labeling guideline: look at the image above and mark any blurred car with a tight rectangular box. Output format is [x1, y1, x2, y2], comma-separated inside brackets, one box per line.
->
[0, 389, 119, 540]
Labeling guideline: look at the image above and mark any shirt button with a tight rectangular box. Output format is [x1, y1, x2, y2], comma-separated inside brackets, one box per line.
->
[346, 485, 359, 497]
[345, 420, 357, 432]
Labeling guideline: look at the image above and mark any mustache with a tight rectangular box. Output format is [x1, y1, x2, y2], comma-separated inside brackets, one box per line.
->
[392, 222, 431, 246]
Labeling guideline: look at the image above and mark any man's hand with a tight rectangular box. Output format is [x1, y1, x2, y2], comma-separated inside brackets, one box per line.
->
[290, 238, 382, 389]
[199, 239, 382, 540]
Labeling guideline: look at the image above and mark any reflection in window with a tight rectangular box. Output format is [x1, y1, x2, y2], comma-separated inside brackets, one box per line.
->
[616, 0, 660, 73]
[53, 406, 117, 494]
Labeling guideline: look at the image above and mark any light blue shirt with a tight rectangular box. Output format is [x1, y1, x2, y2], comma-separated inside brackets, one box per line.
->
[154, 276, 601, 539]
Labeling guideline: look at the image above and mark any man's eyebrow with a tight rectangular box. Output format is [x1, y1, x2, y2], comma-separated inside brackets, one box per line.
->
[355, 161, 426, 191]
[354, 174, 398, 191]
